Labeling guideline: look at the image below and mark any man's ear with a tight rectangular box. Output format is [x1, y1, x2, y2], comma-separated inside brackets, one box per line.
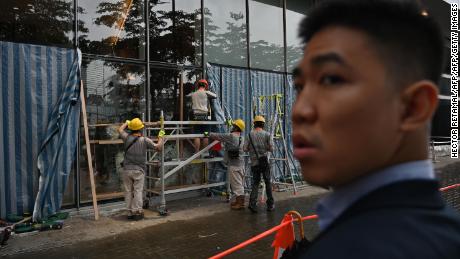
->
[400, 80, 439, 132]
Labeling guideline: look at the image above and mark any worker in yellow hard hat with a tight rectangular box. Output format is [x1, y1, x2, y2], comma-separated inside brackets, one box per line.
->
[205, 118, 246, 210]
[118, 117, 164, 220]
[244, 115, 274, 213]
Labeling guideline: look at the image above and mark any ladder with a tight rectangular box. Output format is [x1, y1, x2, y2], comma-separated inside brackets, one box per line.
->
[253, 94, 305, 195]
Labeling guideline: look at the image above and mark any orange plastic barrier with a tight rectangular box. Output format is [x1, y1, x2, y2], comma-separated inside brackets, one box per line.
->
[440, 183, 460, 192]
[209, 182, 459, 259]
[208, 215, 317, 259]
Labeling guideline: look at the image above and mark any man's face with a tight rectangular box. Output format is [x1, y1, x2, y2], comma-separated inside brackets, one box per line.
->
[292, 27, 403, 187]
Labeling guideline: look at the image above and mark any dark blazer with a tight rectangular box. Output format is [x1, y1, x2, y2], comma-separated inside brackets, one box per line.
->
[284, 180, 460, 259]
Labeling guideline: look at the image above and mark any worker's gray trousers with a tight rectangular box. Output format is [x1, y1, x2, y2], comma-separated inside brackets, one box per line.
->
[122, 169, 145, 214]
[229, 165, 245, 196]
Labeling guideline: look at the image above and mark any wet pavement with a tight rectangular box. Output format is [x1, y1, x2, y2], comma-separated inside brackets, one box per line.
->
[3, 158, 459, 259]
[4, 195, 323, 259]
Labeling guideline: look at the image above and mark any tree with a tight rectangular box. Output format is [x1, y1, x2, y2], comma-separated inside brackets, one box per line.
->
[0, 0, 76, 47]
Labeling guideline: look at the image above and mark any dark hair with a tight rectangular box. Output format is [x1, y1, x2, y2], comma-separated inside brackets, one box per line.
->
[292, 67, 302, 79]
[254, 121, 265, 128]
[232, 125, 242, 133]
[130, 130, 141, 134]
[299, 0, 445, 85]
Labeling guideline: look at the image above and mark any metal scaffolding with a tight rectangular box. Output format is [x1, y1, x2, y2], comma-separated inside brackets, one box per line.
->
[144, 118, 226, 215]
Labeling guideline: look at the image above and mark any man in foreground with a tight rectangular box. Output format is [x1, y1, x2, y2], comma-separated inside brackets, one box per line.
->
[289, 0, 460, 257]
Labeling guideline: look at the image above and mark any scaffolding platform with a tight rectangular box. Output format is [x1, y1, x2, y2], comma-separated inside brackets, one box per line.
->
[144, 118, 227, 215]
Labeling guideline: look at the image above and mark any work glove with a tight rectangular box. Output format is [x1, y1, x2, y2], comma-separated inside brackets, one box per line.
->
[226, 119, 233, 128]
[158, 130, 166, 138]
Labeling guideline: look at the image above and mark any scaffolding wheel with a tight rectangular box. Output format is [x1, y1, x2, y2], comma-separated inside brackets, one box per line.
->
[158, 207, 169, 216]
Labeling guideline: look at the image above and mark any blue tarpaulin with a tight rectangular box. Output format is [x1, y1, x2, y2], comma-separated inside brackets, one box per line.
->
[206, 63, 296, 183]
[0, 41, 81, 220]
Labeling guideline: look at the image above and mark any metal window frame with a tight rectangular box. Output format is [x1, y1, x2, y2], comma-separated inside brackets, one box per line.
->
[71, 0, 297, 208]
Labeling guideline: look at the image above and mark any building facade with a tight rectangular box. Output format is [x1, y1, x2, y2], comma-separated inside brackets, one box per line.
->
[0, 0, 452, 210]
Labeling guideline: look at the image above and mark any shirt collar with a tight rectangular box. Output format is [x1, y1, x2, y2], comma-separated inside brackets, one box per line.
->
[316, 160, 434, 231]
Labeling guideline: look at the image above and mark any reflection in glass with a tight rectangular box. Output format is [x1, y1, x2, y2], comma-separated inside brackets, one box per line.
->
[148, 67, 203, 188]
[150, 68, 200, 121]
[249, 0, 284, 71]
[79, 59, 146, 201]
[204, 0, 247, 67]
[286, 0, 310, 72]
[82, 59, 146, 124]
[0, 0, 74, 47]
[79, 0, 145, 59]
[149, 0, 201, 65]
[174, 0, 202, 65]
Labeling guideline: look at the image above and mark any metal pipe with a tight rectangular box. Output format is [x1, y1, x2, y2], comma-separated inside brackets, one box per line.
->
[201, 0, 206, 76]
[160, 110, 166, 211]
[145, 0, 151, 122]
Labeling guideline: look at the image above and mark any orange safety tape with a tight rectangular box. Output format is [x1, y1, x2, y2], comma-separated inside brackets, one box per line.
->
[210, 182, 460, 259]
[440, 183, 460, 192]
[208, 215, 317, 259]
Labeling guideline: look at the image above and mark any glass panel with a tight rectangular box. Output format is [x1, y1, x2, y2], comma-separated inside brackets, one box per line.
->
[174, 0, 202, 65]
[286, 0, 311, 72]
[0, 0, 73, 47]
[249, 0, 284, 71]
[149, 0, 173, 62]
[62, 167, 75, 206]
[78, 0, 146, 59]
[149, 0, 202, 65]
[204, 0, 247, 67]
[150, 67, 200, 121]
[80, 59, 146, 202]
[148, 67, 203, 188]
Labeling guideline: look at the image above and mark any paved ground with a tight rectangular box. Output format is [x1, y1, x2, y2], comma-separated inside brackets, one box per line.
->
[2, 193, 324, 259]
[1, 157, 459, 259]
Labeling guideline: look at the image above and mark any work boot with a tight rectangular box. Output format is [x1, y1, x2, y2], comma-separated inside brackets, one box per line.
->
[248, 203, 258, 214]
[231, 196, 245, 210]
[132, 212, 144, 221]
[267, 203, 275, 212]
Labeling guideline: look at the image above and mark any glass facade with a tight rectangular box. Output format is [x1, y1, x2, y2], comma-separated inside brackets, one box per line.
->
[15, 0, 458, 209]
[0, 0, 320, 208]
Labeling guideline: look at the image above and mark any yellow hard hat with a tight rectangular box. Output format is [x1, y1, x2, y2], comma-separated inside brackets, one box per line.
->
[127, 118, 144, 131]
[232, 119, 245, 131]
[254, 115, 265, 123]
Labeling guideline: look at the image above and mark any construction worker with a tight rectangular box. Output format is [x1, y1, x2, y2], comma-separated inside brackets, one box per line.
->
[187, 79, 217, 155]
[244, 115, 274, 213]
[205, 119, 246, 210]
[118, 118, 164, 220]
